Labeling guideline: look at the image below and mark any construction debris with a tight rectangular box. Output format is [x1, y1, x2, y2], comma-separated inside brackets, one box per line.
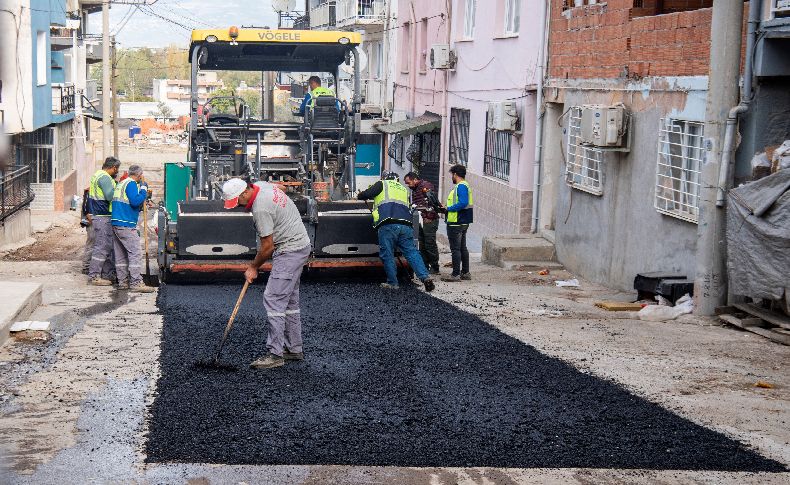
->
[555, 278, 579, 288]
[595, 301, 644, 312]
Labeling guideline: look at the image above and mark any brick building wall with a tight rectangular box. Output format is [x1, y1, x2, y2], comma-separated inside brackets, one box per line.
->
[548, 0, 716, 79]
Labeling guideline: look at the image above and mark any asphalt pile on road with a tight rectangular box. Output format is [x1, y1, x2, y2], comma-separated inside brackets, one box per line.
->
[147, 283, 785, 471]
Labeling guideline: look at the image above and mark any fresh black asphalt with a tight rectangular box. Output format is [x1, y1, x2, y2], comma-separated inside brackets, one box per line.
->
[147, 282, 786, 471]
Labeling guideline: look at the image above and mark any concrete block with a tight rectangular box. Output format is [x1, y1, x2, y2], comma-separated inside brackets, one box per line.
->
[482, 234, 558, 267]
[0, 209, 32, 249]
[0, 282, 43, 346]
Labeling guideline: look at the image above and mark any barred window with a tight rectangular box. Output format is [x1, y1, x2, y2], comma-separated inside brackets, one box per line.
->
[388, 133, 405, 168]
[449, 108, 470, 166]
[566, 107, 603, 195]
[483, 129, 511, 181]
[655, 118, 703, 223]
[21, 127, 55, 183]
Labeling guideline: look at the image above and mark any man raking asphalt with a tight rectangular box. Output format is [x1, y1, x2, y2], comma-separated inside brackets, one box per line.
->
[221, 178, 312, 370]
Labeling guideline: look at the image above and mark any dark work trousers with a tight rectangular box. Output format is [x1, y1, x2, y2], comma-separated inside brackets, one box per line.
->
[88, 217, 116, 280]
[419, 218, 440, 270]
[446, 224, 470, 277]
[82, 223, 95, 273]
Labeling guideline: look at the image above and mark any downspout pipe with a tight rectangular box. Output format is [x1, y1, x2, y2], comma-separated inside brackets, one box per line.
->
[531, 0, 550, 233]
[716, 0, 761, 207]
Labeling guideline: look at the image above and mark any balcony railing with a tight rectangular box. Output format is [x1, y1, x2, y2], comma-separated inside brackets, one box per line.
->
[0, 166, 35, 222]
[293, 14, 310, 30]
[310, 1, 336, 29]
[336, 0, 386, 27]
[52, 84, 75, 114]
[85, 79, 98, 101]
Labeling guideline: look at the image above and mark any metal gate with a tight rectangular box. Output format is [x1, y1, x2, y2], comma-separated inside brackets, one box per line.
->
[412, 130, 441, 190]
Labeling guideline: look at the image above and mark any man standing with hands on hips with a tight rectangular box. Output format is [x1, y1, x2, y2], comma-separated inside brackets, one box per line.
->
[221, 178, 312, 370]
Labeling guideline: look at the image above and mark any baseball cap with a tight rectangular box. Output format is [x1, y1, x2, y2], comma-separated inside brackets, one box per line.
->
[221, 178, 248, 209]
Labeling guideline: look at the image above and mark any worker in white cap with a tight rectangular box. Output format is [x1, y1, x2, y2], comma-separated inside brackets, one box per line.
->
[222, 178, 312, 370]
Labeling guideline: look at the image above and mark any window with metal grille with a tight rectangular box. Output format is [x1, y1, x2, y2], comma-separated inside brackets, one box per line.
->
[21, 127, 55, 183]
[388, 133, 405, 168]
[449, 108, 470, 166]
[655, 118, 703, 223]
[483, 129, 511, 181]
[565, 107, 603, 195]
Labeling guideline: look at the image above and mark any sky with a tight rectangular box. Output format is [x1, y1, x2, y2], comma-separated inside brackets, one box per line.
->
[100, 0, 283, 48]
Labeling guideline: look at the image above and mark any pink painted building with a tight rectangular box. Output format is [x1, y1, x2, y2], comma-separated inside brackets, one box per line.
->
[387, 0, 544, 238]
[385, 1, 452, 193]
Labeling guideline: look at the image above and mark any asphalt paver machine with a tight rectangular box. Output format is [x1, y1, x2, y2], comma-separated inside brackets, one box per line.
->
[157, 28, 381, 281]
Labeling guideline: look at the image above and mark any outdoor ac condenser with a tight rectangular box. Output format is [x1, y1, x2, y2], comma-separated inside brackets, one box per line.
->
[580, 104, 627, 147]
[430, 44, 455, 69]
[487, 101, 519, 131]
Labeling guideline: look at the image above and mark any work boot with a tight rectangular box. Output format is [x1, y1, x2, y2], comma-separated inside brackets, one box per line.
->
[441, 274, 461, 282]
[129, 282, 155, 293]
[250, 353, 284, 369]
[380, 283, 399, 290]
[115, 280, 130, 290]
[422, 278, 435, 292]
[283, 350, 304, 361]
[89, 277, 113, 286]
[461, 273, 472, 281]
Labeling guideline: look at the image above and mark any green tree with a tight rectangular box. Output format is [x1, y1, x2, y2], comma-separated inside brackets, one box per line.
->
[148, 101, 173, 120]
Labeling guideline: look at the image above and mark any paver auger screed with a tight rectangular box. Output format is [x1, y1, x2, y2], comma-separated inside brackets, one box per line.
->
[156, 28, 384, 282]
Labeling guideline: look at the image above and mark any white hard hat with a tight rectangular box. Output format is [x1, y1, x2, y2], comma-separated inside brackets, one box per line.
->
[221, 178, 249, 209]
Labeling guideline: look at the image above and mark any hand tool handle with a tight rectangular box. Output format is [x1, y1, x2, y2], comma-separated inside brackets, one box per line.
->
[142, 202, 150, 274]
[214, 280, 250, 361]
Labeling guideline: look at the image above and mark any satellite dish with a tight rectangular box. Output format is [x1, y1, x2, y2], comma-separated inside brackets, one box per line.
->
[272, 0, 296, 13]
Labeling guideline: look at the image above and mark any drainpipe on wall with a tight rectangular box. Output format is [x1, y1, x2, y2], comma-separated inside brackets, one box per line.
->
[530, 0, 550, 234]
[695, 0, 747, 316]
[716, 0, 761, 207]
[440, 0, 452, 196]
[408, 2, 417, 117]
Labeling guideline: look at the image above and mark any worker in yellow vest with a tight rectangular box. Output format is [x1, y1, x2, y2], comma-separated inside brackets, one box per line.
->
[441, 164, 474, 282]
[297, 76, 340, 116]
[87, 157, 120, 286]
[357, 172, 435, 292]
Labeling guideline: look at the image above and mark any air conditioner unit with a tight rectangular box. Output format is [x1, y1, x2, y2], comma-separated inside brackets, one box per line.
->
[487, 101, 519, 131]
[430, 44, 455, 69]
[580, 104, 627, 147]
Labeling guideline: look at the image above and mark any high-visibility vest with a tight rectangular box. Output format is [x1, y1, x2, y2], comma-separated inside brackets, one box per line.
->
[309, 86, 336, 107]
[446, 181, 474, 226]
[110, 178, 140, 226]
[88, 169, 115, 216]
[372, 180, 412, 228]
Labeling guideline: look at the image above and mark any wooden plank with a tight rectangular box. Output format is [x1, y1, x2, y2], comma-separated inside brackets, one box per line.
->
[733, 303, 790, 330]
[720, 314, 790, 346]
[595, 301, 644, 311]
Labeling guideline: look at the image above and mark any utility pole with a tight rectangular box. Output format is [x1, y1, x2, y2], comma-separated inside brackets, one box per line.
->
[695, 0, 745, 315]
[101, 0, 111, 161]
[263, 72, 274, 120]
[111, 37, 119, 158]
